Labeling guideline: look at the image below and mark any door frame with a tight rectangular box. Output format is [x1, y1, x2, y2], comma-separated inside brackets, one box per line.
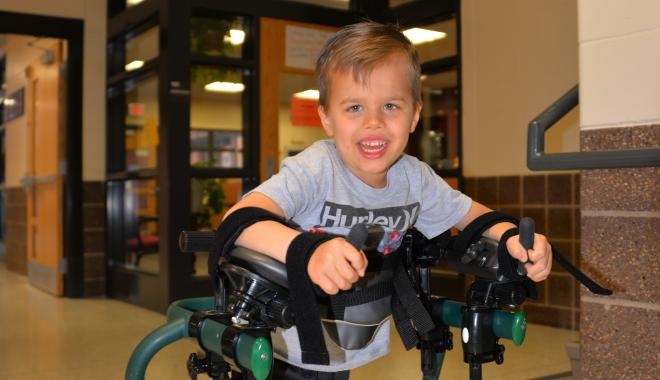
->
[0, 11, 84, 297]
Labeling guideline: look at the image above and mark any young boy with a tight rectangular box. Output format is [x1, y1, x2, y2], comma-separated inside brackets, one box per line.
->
[222, 22, 552, 378]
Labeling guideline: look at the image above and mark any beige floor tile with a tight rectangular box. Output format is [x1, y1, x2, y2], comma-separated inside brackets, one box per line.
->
[0, 263, 577, 379]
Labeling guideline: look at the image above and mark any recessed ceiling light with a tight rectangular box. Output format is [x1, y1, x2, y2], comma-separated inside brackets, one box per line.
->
[224, 29, 245, 46]
[403, 28, 446, 45]
[125, 60, 144, 72]
[204, 81, 245, 93]
[127, 0, 145, 6]
[293, 89, 319, 100]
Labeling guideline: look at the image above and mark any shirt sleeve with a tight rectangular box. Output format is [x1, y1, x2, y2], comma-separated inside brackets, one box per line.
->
[414, 161, 472, 238]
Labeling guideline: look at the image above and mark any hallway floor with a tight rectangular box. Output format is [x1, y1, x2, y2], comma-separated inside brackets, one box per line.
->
[0, 263, 577, 379]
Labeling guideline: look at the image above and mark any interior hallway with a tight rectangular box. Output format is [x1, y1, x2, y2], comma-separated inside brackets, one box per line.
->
[0, 263, 577, 379]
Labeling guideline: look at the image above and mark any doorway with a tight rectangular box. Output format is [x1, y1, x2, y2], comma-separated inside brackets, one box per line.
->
[0, 11, 84, 297]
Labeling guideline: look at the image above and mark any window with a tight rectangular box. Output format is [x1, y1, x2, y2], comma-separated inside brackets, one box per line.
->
[123, 74, 159, 171]
[411, 70, 459, 171]
[412, 19, 456, 62]
[405, 15, 461, 177]
[189, 177, 243, 276]
[191, 16, 248, 58]
[124, 25, 159, 72]
[107, 179, 160, 274]
[190, 65, 246, 169]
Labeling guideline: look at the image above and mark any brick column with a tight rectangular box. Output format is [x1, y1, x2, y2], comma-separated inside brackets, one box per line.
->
[578, 1, 660, 378]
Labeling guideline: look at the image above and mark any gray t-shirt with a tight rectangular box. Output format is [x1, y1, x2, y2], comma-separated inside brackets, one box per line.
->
[250, 139, 472, 371]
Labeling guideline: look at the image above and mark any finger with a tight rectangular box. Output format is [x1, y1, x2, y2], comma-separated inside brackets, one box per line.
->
[329, 270, 352, 291]
[344, 246, 368, 275]
[527, 238, 551, 265]
[526, 263, 551, 282]
[336, 259, 359, 284]
[506, 236, 528, 262]
[317, 274, 339, 295]
[525, 252, 551, 281]
[529, 234, 548, 261]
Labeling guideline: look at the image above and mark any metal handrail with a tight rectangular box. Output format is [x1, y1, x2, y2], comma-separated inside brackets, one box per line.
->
[527, 85, 660, 170]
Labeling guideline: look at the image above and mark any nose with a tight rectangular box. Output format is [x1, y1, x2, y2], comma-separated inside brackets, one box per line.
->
[363, 108, 384, 129]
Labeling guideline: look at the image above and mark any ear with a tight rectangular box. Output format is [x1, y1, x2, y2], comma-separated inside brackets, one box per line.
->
[409, 101, 422, 133]
[318, 105, 334, 137]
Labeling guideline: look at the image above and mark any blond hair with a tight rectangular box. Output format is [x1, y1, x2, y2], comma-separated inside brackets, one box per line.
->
[315, 21, 421, 108]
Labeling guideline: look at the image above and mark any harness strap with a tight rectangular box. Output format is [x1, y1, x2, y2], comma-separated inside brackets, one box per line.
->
[286, 231, 336, 365]
[330, 280, 393, 320]
[391, 257, 436, 350]
[391, 293, 419, 350]
[209, 207, 284, 292]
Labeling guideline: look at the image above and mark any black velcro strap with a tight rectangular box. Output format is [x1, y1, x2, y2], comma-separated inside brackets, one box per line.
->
[391, 263, 435, 350]
[391, 294, 419, 350]
[330, 280, 393, 320]
[208, 207, 284, 285]
[552, 245, 612, 295]
[454, 211, 518, 255]
[497, 227, 521, 279]
[286, 231, 336, 365]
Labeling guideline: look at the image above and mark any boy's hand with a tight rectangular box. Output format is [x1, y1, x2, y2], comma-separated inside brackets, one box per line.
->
[307, 238, 368, 295]
[506, 233, 552, 282]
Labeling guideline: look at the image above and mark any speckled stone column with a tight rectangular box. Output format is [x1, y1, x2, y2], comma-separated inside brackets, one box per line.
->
[579, 124, 659, 379]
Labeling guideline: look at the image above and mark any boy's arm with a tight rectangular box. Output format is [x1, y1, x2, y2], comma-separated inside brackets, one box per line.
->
[455, 201, 552, 282]
[223, 192, 300, 263]
[223, 192, 367, 294]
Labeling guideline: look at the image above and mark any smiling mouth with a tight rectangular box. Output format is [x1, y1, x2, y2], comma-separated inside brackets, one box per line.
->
[358, 140, 388, 155]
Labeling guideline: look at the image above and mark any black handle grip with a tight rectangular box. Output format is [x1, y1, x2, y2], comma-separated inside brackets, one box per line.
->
[516, 217, 535, 276]
[179, 230, 215, 252]
[345, 223, 368, 250]
[519, 218, 535, 250]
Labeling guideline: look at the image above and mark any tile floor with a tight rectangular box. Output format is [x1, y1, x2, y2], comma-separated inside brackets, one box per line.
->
[0, 263, 578, 379]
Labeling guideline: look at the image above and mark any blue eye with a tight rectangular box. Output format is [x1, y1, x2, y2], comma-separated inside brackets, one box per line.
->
[347, 104, 362, 112]
[384, 103, 398, 111]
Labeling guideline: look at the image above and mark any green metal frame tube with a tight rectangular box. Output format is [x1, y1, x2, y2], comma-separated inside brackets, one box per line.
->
[430, 299, 526, 345]
[492, 310, 526, 346]
[126, 297, 272, 380]
[125, 318, 187, 380]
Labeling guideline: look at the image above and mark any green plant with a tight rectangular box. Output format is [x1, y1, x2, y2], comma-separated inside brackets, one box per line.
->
[195, 177, 225, 230]
[192, 159, 226, 229]
[190, 17, 235, 56]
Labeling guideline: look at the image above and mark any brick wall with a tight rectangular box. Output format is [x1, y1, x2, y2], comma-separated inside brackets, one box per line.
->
[579, 124, 658, 378]
[82, 181, 106, 296]
[464, 173, 581, 329]
[5, 187, 27, 274]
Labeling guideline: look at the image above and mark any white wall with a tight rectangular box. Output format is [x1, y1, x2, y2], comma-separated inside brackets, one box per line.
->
[0, 0, 107, 181]
[578, 0, 660, 129]
[461, 0, 580, 176]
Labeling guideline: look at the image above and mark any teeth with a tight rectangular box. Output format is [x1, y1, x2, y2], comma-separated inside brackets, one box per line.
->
[359, 140, 387, 153]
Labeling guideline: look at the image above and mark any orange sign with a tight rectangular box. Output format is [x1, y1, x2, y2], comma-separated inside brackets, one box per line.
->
[290, 96, 322, 127]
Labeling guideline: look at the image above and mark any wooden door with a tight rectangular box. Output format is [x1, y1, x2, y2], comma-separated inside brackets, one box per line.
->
[259, 18, 338, 182]
[24, 41, 65, 295]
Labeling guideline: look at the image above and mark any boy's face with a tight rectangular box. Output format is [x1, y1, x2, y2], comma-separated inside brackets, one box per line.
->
[318, 54, 421, 188]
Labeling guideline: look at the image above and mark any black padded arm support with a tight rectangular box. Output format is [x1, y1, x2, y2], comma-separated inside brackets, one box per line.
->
[453, 211, 519, 255]
[286, 231, 336, 365]
[208, 207, 284, 289]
